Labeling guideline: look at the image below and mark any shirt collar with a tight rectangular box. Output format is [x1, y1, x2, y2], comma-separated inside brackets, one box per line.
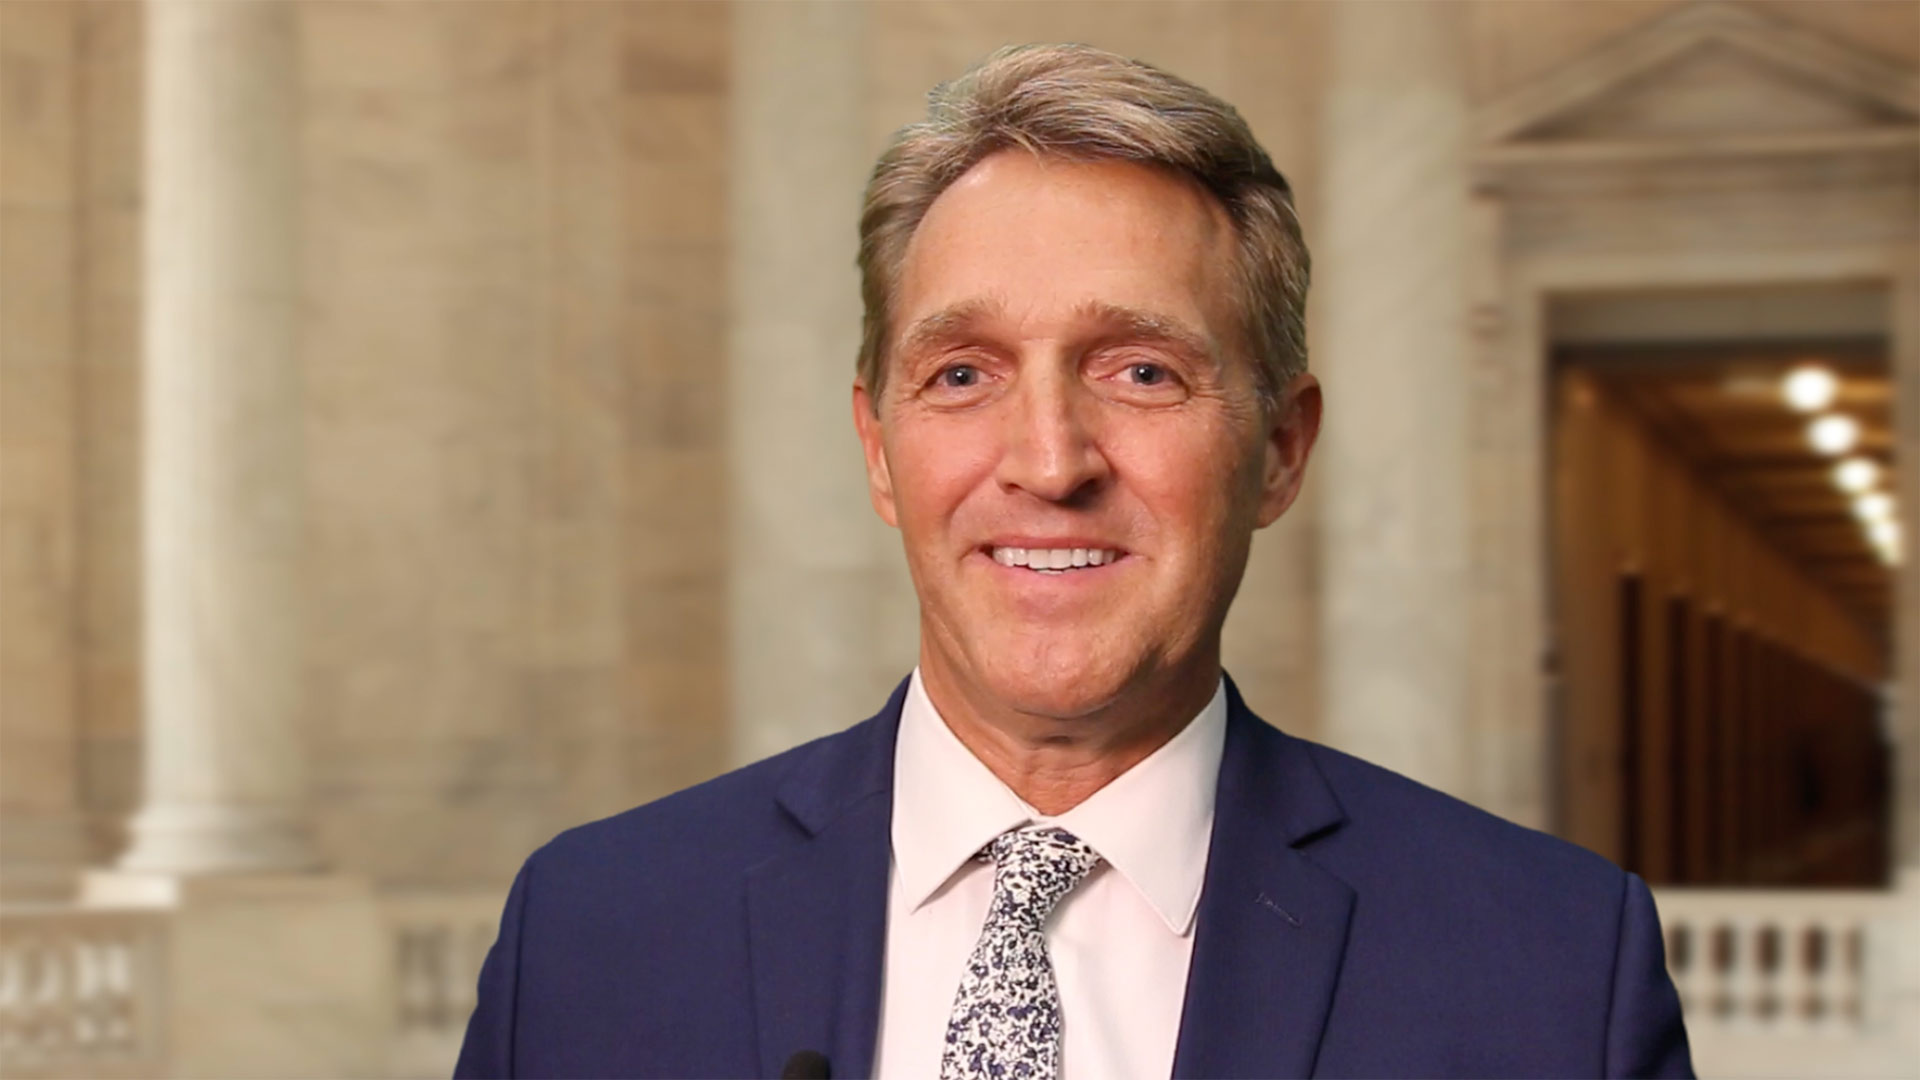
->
[890, 668, 1227, 936]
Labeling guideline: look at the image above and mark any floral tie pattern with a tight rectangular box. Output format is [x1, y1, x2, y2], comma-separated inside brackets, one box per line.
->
[940, 826, 1103, 1080]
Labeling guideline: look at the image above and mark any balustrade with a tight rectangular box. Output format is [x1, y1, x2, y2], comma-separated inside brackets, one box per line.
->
[382, 893, 503, 1077]
[0, 888, 1912, 1078]
[1655, 888, 1889, 1036]
[0, 906, 166, 1078]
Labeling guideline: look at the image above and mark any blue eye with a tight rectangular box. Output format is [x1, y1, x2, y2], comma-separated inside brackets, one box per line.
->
[1129, 363, 1166, 385]
[938, 365, 980, 388]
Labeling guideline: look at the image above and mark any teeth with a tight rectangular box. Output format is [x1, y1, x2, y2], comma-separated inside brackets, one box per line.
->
[990, 546, 1120, 570]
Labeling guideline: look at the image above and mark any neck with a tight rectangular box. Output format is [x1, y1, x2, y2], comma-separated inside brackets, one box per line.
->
[918, 653, 1220, 816]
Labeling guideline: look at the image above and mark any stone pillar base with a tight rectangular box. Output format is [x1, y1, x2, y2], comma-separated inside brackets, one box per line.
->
[114, 804, 321, 877]
[81, 871, 387, 1079]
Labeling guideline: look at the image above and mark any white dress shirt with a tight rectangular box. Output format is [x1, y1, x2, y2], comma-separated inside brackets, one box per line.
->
[873, 668, 1228, 1080]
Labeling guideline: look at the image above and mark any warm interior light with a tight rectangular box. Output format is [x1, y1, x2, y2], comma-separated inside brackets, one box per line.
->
[1833, 456, 1880, 494]
[1853, 492, 1895, 524]
[1782, 364, 1839, 412]
[1870, 520, 1902, 565]
[1808, 414, 1860, 455]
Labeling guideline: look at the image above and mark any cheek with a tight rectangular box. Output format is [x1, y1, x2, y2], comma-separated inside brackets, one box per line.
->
[1114, 421, 1253, 544]
[884, 420, 998, 530]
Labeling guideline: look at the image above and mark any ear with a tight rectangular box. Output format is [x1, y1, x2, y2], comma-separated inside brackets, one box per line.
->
[1255, 372, 1322, 528]
[851, 380, 899, 528]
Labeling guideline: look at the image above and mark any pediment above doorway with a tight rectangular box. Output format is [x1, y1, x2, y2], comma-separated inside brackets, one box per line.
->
[1474, 1, 1918, 156]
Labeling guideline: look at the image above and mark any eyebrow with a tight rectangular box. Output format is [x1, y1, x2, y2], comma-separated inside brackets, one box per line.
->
[895, 298, 1219, 365]
[896, 298, 1005, 361]
[1072, 300, 1219, 364]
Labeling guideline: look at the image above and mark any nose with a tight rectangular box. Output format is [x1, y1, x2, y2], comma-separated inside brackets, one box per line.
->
[994, 364, 1111, 505]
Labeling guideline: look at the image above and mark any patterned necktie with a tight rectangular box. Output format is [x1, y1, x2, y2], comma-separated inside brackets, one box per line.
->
[941, 825, 1103, 1080]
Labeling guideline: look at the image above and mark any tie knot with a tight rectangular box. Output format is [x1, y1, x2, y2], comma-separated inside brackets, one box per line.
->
[984, 826, 1101, 926]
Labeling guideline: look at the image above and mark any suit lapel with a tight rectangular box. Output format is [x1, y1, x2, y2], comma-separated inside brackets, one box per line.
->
[745, 679, 906, 1080]
[1173, 680, 1356, 1079]
[740, 675, 1355, 1078]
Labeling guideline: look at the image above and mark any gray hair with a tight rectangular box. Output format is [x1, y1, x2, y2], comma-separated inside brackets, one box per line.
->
[857, 43, 1309, 408]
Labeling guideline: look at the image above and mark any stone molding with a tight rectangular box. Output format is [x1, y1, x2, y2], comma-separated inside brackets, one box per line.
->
[1473, 1, 1918, 148]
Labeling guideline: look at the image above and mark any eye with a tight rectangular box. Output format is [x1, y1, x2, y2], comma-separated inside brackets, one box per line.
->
[1092, 352, 1190, 406]
[936, 364, 981, 388]
[919, 360, 997, 406]
[1127, 362, 1168, 386]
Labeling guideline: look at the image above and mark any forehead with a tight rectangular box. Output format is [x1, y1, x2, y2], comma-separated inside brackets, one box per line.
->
[892, 151, 1238, 353]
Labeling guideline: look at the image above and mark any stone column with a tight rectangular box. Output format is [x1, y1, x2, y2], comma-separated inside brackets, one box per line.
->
[1314, 2, 1475, 799]
[112, 0, 317, 876]
[1895, 259, 1920, 882]
[80, 9, 385, 1074]
[729, 2, 920, 765]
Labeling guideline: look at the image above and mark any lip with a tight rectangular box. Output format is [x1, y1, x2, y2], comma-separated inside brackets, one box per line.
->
[973, 539, 1134, 582]
[981, 537, 1130, 554]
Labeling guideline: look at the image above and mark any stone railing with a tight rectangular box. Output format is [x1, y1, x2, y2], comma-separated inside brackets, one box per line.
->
[0, 905, 168, 1079]
[0, 891, 503, 1080]
[382, 892, 503, 1078]
[1656, 888, 1887, 1031]
[1653, 886, 1918, 1077]
[6, 886, 1914, 1078]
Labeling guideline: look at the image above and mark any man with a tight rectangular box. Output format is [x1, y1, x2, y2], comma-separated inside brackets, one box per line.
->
[456, 44, 1691, 1080]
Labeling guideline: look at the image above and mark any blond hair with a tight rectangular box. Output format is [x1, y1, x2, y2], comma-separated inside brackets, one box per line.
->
[857, 43, 1309, 407]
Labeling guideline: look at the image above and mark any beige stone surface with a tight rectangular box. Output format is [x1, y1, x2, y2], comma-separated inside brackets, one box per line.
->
[730, 0, 905, 765]
[1315, 0, 1476, 801]
[1219, 1, 1329, 739]
[1467, 0, 1919, 104]
[82, 871, 387, 1079]
[2, 0, 1915, 904]
[0, 0, 86, 898]
[291, 0, 731, 887]
[119, 0, 318, 876]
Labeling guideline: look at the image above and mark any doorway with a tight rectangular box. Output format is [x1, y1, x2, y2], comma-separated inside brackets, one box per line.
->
[1549, 284, 1895, 887]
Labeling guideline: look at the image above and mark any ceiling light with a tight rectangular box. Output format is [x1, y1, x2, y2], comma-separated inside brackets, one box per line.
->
[1834, 457, 1880, 494]
[1782, 364, 1839, 412]
[1852, 492, 1894, 524]
[1870, 520, 1902, 565]
[1808, 414, 1860, 455]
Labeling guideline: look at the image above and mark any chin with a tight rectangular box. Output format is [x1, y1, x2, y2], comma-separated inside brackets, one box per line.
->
[972, 638, 1135, 721]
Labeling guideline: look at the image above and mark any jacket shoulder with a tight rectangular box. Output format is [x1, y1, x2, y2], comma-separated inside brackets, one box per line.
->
[528, 718, 875, 887]
[1300, 737, 1626, 913]
[1280, 736, 1682, 1076]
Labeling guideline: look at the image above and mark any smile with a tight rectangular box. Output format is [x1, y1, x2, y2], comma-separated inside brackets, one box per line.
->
[987, 546, 1125, 573]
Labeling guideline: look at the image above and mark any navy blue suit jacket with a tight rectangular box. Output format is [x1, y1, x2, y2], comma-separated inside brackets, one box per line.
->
[455, 676, 1692, 1078]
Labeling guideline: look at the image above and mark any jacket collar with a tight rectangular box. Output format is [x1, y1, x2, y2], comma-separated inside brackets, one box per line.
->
[747, 673, 1356, 1080]
[1172, 676, 1356, 1078]
[746, 678, 906, 1080]
[891, 668, 1228, 935]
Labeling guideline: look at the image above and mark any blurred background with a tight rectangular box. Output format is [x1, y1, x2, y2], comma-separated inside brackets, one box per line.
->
[1, 0, 1915, 1076]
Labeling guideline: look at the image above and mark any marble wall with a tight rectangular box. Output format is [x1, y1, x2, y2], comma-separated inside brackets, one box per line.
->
[0, 0, 84, 896]
[296, 0, 731, 886]
[2, 0, 1914, 896]
[0, 1, 144, 896]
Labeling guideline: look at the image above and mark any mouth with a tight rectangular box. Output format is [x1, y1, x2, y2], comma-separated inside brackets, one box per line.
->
[982, 544, 1129, 575]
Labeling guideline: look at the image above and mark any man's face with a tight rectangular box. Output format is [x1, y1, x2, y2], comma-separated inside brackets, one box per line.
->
[853, 150, 1318, 721]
